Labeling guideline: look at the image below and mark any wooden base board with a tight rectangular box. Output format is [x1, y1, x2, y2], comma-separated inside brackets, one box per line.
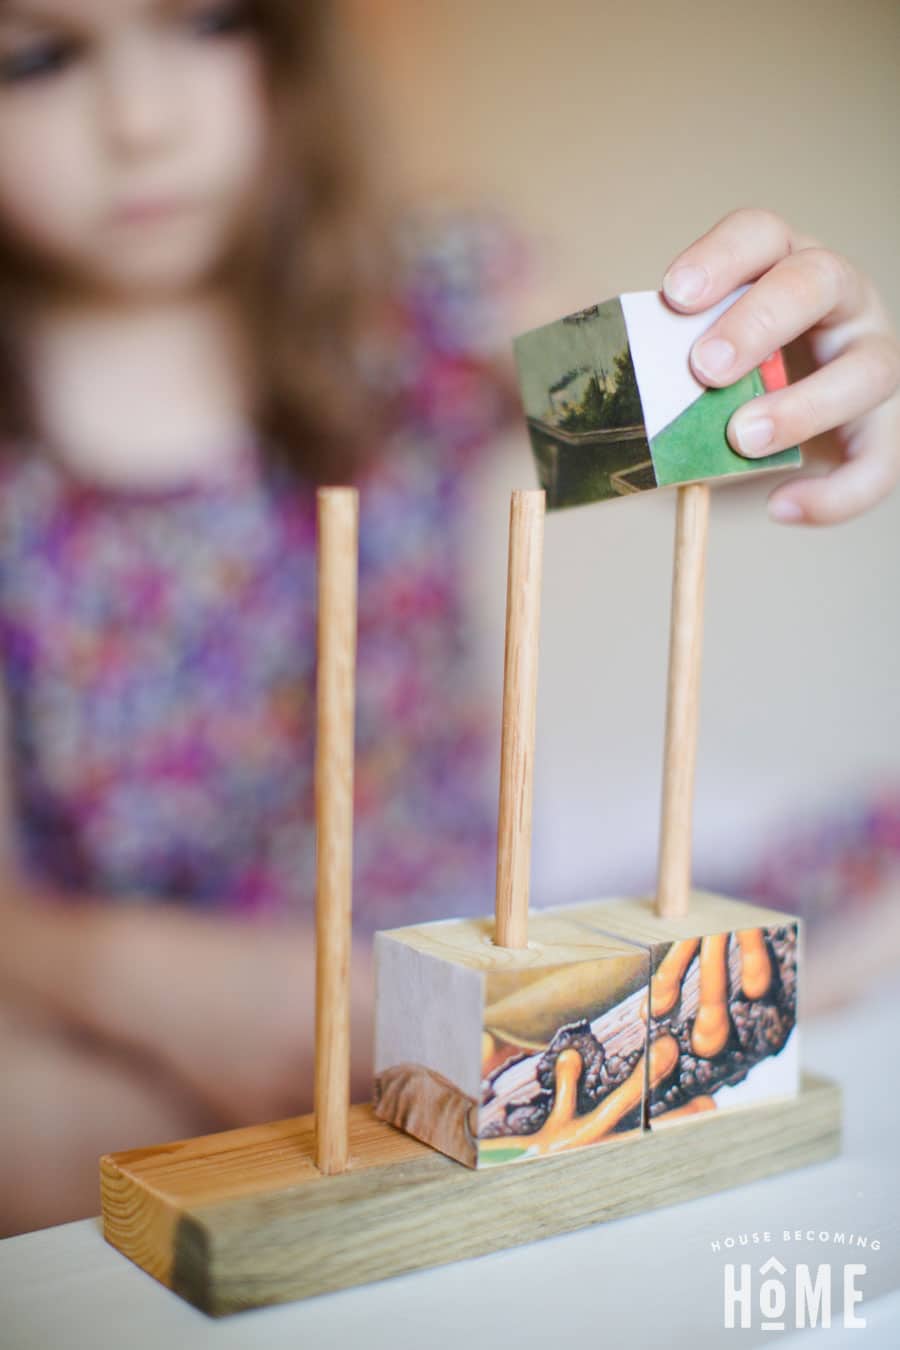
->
[100, 1073, 841, 1318]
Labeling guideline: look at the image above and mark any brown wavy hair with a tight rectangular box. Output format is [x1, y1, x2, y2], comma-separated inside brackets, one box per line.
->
[0, 0, 398, 483]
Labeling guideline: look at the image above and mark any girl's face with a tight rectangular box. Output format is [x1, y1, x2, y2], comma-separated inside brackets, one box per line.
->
[0, 0, 270, 299]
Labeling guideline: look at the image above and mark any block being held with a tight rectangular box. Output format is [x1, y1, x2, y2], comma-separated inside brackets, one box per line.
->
[513, 287, 799, 511]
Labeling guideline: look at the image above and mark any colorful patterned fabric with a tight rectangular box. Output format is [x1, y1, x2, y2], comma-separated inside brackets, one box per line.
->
[0, 213, 525, 932]
[728, 785, 900, 943]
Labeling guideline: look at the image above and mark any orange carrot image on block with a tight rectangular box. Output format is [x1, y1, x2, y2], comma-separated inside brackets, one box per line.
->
[691, 933, 731, 1059]
[737, 928, 773, 1000]
[482, 1034, 680, 1159]
[641, 938, 700, 1020]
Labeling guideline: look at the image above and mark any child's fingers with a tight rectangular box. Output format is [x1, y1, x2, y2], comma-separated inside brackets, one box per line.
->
[662, 208, 819, 312]
[689, 248, 865, 388]
[727, 334, 900, 459]
[661, 206, 900, 527]
[767, 409, 900, 527]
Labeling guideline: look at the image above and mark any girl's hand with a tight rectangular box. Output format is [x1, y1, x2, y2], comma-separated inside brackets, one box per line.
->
[661, 208, 900, 526]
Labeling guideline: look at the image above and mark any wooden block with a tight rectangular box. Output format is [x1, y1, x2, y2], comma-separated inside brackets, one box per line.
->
[545, 892, 800, 1128]
[513, 289, 799, 511]
[100, 1075, 841, 1317]
[373, 912, 654, 1167]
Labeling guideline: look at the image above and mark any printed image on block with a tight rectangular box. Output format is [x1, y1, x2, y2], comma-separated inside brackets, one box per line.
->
[478, 945, 659, 1166]
[514, 287, 800, 511]
[513, 297, 655, 510]
[532, 895, 801, 1129]
[372, 914, 652, 1168]
[644, 926, 799, 1128]
[621, 289, 800, 492]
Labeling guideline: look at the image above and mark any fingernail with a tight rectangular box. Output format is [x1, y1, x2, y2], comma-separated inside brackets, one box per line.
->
[732, 415, 774, 457]
[663, 264, 708, 306]
[769, 498, 804, 523]
[693, 337, 736, 379]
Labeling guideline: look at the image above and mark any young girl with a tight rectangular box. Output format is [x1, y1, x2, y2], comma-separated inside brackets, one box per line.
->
[0, 0, 897, 1235]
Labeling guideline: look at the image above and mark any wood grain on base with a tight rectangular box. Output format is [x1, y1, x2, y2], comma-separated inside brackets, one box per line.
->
[101, 1075, 840, 1317]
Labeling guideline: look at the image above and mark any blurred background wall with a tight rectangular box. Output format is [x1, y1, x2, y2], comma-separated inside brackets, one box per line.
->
[348, 0, 900, 903]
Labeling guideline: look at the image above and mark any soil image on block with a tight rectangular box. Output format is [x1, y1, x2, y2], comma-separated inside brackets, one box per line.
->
[477, 952, 652, 1165]
[645, 926, 798, 1124]
[479, 925, 798, 1163]
[514, 298, 655, 510]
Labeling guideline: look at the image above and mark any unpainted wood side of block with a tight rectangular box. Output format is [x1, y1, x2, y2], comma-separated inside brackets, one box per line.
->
[546, 891, 801, 942]
[380, 910, 645, 972]
[373, 931, 484, 1167]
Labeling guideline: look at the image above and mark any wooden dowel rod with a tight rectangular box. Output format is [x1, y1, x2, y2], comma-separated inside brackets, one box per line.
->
[656, 481, 710, 919]
[314, 487, 359, 1174]
[495, 488, 546, 948]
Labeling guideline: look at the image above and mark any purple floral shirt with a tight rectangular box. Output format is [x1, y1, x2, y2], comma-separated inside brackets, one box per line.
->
[0, 214, 523, 932]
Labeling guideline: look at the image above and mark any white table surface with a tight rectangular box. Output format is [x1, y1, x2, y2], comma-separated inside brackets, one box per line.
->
[3, 979, 900, 1350]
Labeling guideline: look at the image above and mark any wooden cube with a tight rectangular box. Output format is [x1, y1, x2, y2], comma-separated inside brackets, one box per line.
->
[373, 912, 652, 1168]
[545, 892, 800, 1129]
[513, 289, 799, 511]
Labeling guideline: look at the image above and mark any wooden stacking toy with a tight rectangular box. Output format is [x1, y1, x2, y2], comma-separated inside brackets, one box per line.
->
[99, 289, 840, 1317]
[374, 288, 804, 1164]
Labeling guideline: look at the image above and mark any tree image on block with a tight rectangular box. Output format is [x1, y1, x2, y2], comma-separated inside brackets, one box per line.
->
[514, 288, 800, 510]
[515, 297, 656, 509]
[556, 370, 606, 431]
[604, 345, 643, 428]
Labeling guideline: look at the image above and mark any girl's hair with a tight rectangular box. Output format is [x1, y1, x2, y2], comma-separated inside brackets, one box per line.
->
[0, 0, 396, 483]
